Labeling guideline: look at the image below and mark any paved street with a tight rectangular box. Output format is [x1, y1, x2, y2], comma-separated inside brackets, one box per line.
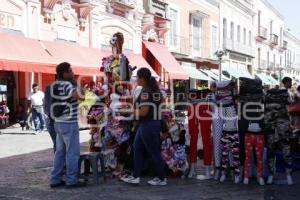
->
[0, 128, 299, 200]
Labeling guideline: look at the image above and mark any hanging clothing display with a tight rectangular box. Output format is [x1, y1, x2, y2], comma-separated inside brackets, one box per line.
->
[264, 88, 293, 175]
[239, 78, 265, 184]
[188, 89, 213, 166]
[213, 80, 240, 183]
[213, 81, 237, 170]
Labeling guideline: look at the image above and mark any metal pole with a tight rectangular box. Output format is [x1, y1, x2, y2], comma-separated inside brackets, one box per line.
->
[219, 58, 222, 81]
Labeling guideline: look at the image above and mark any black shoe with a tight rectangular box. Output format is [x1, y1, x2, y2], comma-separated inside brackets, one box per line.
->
[66, 181, 87, 189]
[50, 181, 66, 188]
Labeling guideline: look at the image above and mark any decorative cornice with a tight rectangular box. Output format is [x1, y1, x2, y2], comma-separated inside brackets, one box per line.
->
[284, 29, 300, 46]
[222, 0, 255, 16]
[260, 0, 284, 20]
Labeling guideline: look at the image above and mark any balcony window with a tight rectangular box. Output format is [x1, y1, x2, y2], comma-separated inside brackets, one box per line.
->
[237, 25, 241, 42]
[230, 22, 234, 40]
[249, 31, 252, 46]
[243, 28, 246, 44]
[258, 26, 268, 40]
[192, 16, 202, 51]
[223, 18, 227, 40]
[270, 34, 278, 46]
[211, 25, 218, 56]
[169, 8, 179, 48]
[147, 0, 168, 19]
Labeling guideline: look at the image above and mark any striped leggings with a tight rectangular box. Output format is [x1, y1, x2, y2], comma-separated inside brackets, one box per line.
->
[213, 106, 238, 169]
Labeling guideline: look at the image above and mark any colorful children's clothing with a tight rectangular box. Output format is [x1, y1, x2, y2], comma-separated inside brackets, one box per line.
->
[244, 133, 264, 178]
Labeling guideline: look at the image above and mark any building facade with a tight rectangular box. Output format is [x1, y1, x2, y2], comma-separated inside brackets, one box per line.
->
[283, 30, 300, 80]
[219, 0, 255, 77]
[0, 0, 147, 112]
[253, 0, 286, 82]
[160, 0, 220, 88]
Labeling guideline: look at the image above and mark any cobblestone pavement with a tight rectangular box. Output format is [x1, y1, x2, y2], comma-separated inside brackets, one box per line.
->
[0, 129, 299, 200]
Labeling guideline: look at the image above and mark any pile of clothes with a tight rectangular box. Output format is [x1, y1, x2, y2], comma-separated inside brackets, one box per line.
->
[161, 110, 188, 173]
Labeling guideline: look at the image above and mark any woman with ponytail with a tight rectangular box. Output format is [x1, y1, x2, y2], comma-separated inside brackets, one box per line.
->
[123, 68, 167, 186]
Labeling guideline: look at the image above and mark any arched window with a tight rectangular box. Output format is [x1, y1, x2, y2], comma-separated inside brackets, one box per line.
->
[230, 22, 234, 40]
[223, 18, 227, 40]
[237, 25, 241, 42]
[249, 31, 252, 46]
[243, 28, 246, 44]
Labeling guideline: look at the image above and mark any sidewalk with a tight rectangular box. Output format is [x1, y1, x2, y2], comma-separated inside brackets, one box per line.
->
[0, 128, 299, 200]
[0, 127, 90, 158]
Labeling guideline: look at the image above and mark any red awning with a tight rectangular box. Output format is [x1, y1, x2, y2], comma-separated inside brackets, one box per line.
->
[43, 42, 158, 77]
[0, 33, 157, 77]
[0, 33, 56, 73]
[41, 41, 104, 76]
[125, 52, 159, 77]
[142, 41, 189, 80]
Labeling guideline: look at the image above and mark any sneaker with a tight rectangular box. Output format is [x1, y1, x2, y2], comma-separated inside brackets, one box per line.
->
[287, 175, 294, 185]
[267, 175, 274, 185]
[243, 178, 249, 185]
[258, 177, 265, 186]
[33, 131, 39, 135]
[66, 181, 86, 189]
[50, 181, 66, 188]
[123, 176, 140, 185]
[147, 178, 167, 186]
[220, 175, 226, 183]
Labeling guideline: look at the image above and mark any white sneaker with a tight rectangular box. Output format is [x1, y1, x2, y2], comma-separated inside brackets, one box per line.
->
[258, 177, 265, 186]
[234, 176, 240, 184]
[147, 178, 167, 186]
[267, 175, 274, 185]
[243, 178, 249, 185]
[287, 175, 294, 185]
[123, 176, 140, 185]
[220, 175, 226, 183]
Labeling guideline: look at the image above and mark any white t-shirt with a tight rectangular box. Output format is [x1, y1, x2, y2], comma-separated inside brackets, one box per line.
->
[30, 91, 45, 106]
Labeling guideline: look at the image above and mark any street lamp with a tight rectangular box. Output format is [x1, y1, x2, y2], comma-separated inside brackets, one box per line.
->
[215, 48, 226, 81]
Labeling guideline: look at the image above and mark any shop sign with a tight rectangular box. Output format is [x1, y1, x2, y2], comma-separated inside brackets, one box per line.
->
[0, 11, 22, 31]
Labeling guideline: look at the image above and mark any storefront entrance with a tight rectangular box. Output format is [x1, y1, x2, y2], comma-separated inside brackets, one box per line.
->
[0, 71, 16, 122]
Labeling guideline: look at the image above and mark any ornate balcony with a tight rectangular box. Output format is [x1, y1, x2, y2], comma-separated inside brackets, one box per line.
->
[108, 0, 135, 17]
[279, 40, 288, 51]
[256, 26, 268, 41]
[269, 34, 279, 47]
[144, 0, 168, 19]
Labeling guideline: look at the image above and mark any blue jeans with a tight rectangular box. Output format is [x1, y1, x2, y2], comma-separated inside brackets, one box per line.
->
[133, 120, 165, 180]
[47, 118, 56, 153]
[32, 107, 46, 131]
[50, 122, 80, 185]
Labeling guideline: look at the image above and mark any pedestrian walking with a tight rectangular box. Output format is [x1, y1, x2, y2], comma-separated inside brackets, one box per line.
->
[50, 62, 86, 189]
[122, 67, 167, 186]
[29, 83, 46, 134]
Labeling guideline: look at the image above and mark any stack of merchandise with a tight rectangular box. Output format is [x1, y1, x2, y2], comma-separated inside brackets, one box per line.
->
[161, 110, 188, 174]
